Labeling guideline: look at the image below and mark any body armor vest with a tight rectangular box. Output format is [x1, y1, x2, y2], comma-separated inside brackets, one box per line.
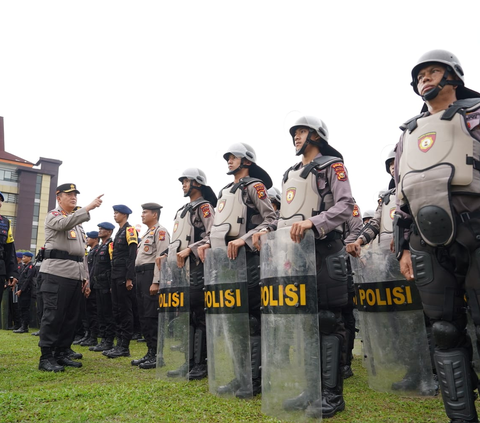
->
[278, 156, 340, 230]
[171, 198, 208, 252]
[399, 99, 480, 247]
[380, 189, 395, 237]
[210, 178, 260, 247]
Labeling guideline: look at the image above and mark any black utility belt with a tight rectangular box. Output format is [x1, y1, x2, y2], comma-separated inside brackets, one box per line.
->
[135, 263, 155, 272]
[44, 249, 83, 263]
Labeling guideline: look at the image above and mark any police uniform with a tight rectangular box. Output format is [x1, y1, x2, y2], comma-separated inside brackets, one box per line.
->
[342, 204, 363, 378]
[211, 144, 276, 398]
[8, 253, 23, 330]
[278, 116, 354, 419]
[13, 252, 35, 333]
[166, 187, 216, 380]
[0, 203, 19, 311]
[394, 50, 480, 422]
[90, 222, 116, 352]
[38, 183, 90, 371]
[79, 231, 100, 346]
[133, 203, 170, 369]
[105, 205, 138, 358]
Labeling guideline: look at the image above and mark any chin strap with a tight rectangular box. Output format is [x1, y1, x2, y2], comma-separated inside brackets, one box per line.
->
[416, 66, 462, 101]
[226, 158, 250, 175]
[294, 130, 322, 156]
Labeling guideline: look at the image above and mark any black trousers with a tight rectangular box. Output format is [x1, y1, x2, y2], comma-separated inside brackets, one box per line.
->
[135, 269, 158, 350]
[35, 274, 44, 328]
[111, 278, 134, 342]
[85, 290, 98, 337]
[95, 288, 116, 340]
[18, 290, 32, 327]
[38, 273, 82, 351]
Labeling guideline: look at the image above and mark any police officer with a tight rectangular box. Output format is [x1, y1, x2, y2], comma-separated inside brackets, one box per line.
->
[342, 204, 363, 379]
[131, 203, 170, 369]
[395, 50, 480, 423]
[38, 184, 103, 372]
[166, 168, 216, 380]
[90, 222, 116, 352]
[267, 187, 281, 218]
[254, 116, 354, 418]
[362, 209, 375, 226]
[199, 143, 276, 398]
[8, 252, 23, 330]
[0, 190, 19, 312]
[104, 205, 138, 358]
[13, 252, 35, 333]
[347, 151, 396, 256]
[78, 231, 100, 347]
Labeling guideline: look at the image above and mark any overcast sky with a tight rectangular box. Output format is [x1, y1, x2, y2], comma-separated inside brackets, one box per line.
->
[1, 1, 479, 236]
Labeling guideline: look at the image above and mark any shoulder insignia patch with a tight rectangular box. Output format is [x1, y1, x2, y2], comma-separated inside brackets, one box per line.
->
[200, 204, 211, 218]
[51, 211, 61, 217]
[126, 227, 138, 245]
[353, 205, 359, 217]
[466, 111, 480, 130]
[331, 163, 348, 181]
[158, 230, 166, 241]
[253, 183, 267, 200]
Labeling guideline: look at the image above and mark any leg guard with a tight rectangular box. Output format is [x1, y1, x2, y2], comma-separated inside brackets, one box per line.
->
[236, 335, 262, 399]
[434, 349, 478, 422]
[321, 334, 341, 390]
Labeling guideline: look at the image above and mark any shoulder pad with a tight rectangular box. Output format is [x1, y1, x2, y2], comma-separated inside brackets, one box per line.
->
[400, 113, 425, 132]
[190, 198, 209, 210]
[230, 177, 262, 194]
[312, 155, 343, 170]
[442, 98, 480, 121]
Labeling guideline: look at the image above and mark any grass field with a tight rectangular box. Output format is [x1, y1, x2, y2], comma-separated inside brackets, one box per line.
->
[0, 330, 470, 422]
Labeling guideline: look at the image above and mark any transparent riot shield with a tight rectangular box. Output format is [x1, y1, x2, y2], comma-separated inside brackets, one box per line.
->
[156, 243, 191, 380]
[204, 246, 252, 397]
[351, 240, 436, 396]
[260, 228, 321, 422]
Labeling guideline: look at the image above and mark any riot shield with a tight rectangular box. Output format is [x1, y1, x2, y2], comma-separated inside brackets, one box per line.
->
[260, 228, 321, 422]
[156, 242, 191, 380]
[204, 246, 252, 397]
[352, 240, 436, 396]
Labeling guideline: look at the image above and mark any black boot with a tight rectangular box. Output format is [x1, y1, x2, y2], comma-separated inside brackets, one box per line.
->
[105, 339, 130, 358]
[55, 350, 82, 368]
[13, 324, 28, 333]
[73, 331, 89, 345]
[102, 339, 121, 356]
[236, 335, 262, 399]
[132, 348, 153, 366]
[38, 348, 64, 373]
[306, 333, 345, 419]
[66, 348, 83, 360]
[80, 335, 98, 347]
[139, 349, 157, 369]
[188, 328, 208, 380]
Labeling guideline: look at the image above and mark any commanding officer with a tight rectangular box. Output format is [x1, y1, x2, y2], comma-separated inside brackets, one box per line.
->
[395, 50, 480, 423]
[254, 116, 354, 418]
[166, 168, 216, 380]
[0, 191, 18, 309]
[199, 143, 276, 398]
[131, 203, 170, 370]
[90, 222, 116, 352]
[104, 204, 138, 358]
[38, 183, 103, 372]
[13, 252, 35, 333]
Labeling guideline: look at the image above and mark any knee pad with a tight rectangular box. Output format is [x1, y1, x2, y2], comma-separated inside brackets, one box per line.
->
[318, 310, 337, 335]
[326, 248, 348, 282]
[432, 321, 461, 350]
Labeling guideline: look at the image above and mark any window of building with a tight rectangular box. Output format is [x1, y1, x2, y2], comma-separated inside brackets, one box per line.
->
[3, 193, 18, 203]
[0, 169, 19, 182]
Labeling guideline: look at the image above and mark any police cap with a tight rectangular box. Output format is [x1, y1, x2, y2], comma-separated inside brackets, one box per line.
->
[86, 231, 99, 239]
[113, 205, 132, 215]
[141, 203, 163, 211]
[98, 222, 115, 231]
[16, 252, 23, 258]
[23, 252, 34, 257]
[56, 183, 80, 195]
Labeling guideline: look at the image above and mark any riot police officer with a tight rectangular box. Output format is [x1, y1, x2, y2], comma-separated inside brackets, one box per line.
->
[199, 143, 276, 398]
[166, 168, 216, 380]
[13, 252, 35, 333]
[254, 115, 355, 418]
[395, 50, 480, 423]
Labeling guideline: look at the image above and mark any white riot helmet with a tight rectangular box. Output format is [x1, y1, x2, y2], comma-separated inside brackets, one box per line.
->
[411, 50, 480, 102]
[385, 150, 395, 175]
[178, 168, 218, 207]
[223, 143, 273, 188]
[362, 209, 375, 220]
[289, 116, 328, 156]
[267, 187, 281, 204]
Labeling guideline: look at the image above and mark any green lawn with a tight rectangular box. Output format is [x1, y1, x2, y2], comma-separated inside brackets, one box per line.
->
[0, 330, 464, 422]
